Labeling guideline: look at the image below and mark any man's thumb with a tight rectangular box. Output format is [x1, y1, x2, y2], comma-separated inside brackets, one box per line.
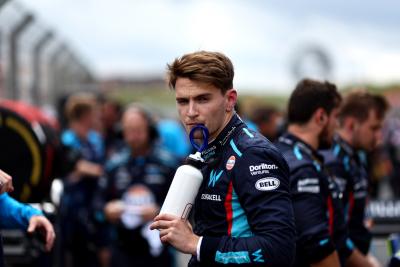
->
[27, 218, 37, 233]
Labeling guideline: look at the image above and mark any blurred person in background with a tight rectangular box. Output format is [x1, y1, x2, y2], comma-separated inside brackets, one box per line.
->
[275, 79, 349, 267]
[93, 104, 179, 267]
[251, 105, 282, 142]
[0, 169, 55, 267]
[321, 90, 389, 267]
[156, 116, 192, 161]
[99, 98, 124, 158]
[58, 94, 105, 267]
[382, 110, 400, 198]
[234, 100, 258, 131]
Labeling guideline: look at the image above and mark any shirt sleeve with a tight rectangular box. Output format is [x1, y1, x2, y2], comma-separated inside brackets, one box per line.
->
[290, 166, 336, 264]
[0, 193, 43, 230]
[199, 146, 296, 266]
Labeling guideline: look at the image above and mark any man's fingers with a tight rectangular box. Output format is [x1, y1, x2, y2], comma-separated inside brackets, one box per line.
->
[5, 184, 14, 193]
[27, 216, 56, 251]
[154, 213, 179, 221]
[160, 232, 171, 244]
[0, 169, 12, 179]
[45, 230, 55, 251]
[27, 218, 38, 233]
[0, 169, 13, 193]
[159, 229, 169, 238]
[39, 218, 56, 251]
[150, 219, 174, 230]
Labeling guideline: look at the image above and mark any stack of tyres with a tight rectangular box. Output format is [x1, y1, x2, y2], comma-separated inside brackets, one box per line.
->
[0, 100, 60, 203]
[0, 100, 61, 267]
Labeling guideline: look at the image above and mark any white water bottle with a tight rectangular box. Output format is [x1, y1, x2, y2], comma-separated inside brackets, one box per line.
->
[159, 152, 204, 219]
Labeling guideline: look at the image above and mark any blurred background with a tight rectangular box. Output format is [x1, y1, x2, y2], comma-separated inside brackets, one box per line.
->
[0, 0, 400, 266]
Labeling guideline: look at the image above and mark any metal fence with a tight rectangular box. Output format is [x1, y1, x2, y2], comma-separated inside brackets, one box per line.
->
[0, 0, 94, 107]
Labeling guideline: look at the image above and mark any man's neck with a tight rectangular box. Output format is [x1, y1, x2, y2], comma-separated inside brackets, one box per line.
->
[208, 111, 235, 144]
[287, 124, 319, 150]
[70, 122, 90, 140]
[131, 145, 150, 157]
[336, 129, 354, 147]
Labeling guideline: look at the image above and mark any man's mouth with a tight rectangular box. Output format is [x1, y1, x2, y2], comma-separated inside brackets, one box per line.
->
[186, 123, 204, 128]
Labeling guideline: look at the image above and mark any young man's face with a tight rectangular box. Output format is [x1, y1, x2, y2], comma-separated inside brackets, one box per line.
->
[353, 109, 383, 151]
[175, 78, 236, 142]
[122, 112, 150, 151]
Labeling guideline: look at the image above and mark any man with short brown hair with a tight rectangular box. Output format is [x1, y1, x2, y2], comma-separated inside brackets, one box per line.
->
[322, 90, 389, 266]
[151, 51, 296, 266]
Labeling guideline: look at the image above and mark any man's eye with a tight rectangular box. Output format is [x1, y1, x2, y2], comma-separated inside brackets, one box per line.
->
[198, 97, 209, 103]
[177, 99, 188, 105]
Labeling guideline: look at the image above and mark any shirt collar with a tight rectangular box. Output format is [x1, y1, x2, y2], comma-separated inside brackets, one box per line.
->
[279, 132, 324, 163]
[201, 113, 245, 163]
[333, 134, 355, 157]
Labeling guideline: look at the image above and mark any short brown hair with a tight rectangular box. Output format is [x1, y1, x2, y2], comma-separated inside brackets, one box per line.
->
[166, 51, 234, 94]
[338, 90, 389, 124]
[288, 78, 342, 124]
[65, 94, 96, 122]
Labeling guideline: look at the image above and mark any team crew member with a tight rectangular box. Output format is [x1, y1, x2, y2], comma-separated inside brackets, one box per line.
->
[151, 51, 296, 266]
[0, 169, 55, 267]
[321, 91, 388, 266]
[58, 94, 105, 267]
[94, 105, 179, 267]
[275, 79, 350, 267]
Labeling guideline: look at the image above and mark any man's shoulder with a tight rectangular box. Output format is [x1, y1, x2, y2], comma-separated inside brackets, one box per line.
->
[229, 128, 289, 171]
[61, 129, 79, 147]
[232, 127, 277, 153]
[275, 142, 317, 174]
[319, 149, 341, 167]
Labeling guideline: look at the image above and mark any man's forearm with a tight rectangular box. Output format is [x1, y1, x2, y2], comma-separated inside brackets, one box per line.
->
[0, 193, 43, 229]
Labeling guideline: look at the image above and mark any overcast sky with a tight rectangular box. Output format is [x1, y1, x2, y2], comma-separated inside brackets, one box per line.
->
[7, 0, 400, 93]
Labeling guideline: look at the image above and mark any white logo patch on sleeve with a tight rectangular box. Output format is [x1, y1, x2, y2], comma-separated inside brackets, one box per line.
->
[297, 178, 320, 193]
[255, 177, 280, 191]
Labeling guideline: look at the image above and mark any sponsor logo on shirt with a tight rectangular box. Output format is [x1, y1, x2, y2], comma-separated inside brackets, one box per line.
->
[226, 155, 236, 170]
[201, 194, 222, 201]
[249, 163, 278, 176]
[208, 169, 223, 187]
[297, 178, 320, 193]
[255, 177, 280, 191]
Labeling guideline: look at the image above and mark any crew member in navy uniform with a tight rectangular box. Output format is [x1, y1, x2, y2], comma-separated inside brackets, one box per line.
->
[58, 94, 105, 267]
[94, 104, 179, 267]
[321, 91, 388, 266]
[151, 51, 296, 266]
[275, 79, 352, 267]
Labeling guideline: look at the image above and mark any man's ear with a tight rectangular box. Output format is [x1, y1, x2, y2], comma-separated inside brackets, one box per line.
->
[314, 108, 327, 126]
[225, 89, 237, 112]
[344, 117, 357, 133]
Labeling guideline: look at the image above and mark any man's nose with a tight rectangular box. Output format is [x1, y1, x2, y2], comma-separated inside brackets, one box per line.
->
[187, 101, 198, 117]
